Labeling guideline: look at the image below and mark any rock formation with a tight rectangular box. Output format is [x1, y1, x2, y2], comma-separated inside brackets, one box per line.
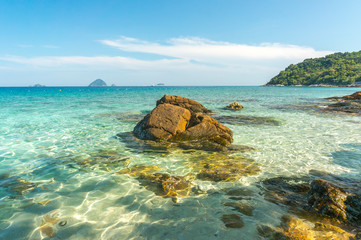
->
[225, 102, 244, 110]
[133, 95, 233, 151]
[321, 91, 361, 114]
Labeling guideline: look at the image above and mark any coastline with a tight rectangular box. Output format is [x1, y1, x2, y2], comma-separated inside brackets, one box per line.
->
[263, 84, 361, 87]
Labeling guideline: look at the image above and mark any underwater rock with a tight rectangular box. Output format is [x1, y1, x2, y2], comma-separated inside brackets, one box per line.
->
[39, 211, 60, 238]
[74, 149, 131, 171]
[38, 200, 51, 206]
[156, 94, 211, 114]
[221, 214, 244, 228]
[188, 153, 260, 182]
[116, 131, 174, 155]
[225, 187, 256, 200]
[114, 164, 161, 176]
[224, 202, 254, 216]
[116, 166, 192, 202]
[224, 102, 244, 110]
[137, 173, 192, 202]
[214, 115, 282, 126]
[131, 95, 236, 151]
[0, 176, 37, 195]
[133, 103, 191, 140]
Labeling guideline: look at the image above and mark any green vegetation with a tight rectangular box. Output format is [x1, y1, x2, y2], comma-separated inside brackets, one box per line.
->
[267, 51, 361, 86]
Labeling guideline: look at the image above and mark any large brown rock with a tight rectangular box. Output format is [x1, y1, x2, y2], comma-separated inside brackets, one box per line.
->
[133, 103, 191, 140]
[173, 113, 233, 146]
[132, 95, 234, 151]
[156, 94, 211, 114]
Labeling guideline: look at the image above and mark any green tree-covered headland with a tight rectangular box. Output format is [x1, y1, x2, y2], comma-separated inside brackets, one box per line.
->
[266, 51, 361, 86]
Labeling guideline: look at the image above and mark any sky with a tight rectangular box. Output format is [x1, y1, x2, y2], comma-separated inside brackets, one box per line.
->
[0, 0, 361, 86]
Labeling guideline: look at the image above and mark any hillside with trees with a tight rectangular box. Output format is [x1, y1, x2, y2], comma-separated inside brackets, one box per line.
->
[266, 51, 361, 86]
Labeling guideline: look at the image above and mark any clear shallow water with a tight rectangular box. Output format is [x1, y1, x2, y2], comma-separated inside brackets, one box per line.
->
[0, 86, 360, 239]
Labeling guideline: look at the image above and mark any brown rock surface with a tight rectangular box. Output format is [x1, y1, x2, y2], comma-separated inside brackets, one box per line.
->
[174, 113, 233, 146]
[133, 103, 191, 140]
[225, 102, 244, 110]
[156, 94, 211, 114]
[308, 179, 348, 222]
[132, 95, 235, 151]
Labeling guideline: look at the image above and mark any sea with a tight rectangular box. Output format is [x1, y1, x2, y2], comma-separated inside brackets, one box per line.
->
[0, 86, 360, 240]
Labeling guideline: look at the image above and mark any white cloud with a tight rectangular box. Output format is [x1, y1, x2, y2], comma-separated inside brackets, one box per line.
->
[1, 36, 333, 85]
[0, 55, 202, 71]
[99, 36, 332, 66]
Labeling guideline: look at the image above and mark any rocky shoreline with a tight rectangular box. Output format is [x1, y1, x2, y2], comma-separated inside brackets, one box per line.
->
[263, 84, 361, 87]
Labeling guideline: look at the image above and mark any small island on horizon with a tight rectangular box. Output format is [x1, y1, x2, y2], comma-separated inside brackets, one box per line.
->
[265, 50, 361, 87]
[88, 79, 107, 87]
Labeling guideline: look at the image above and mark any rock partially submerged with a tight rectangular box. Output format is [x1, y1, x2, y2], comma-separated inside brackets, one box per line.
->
[133, 103, 191, 140]
[260, 171, 361, 233]
[321, 91, 361, 114]
[327, 91, 361, 101]
[133, 95, 234, 151]
[224, 102, 244, 110]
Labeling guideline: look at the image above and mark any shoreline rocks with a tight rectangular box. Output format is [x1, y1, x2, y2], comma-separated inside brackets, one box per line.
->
[322, 91, 361, 114]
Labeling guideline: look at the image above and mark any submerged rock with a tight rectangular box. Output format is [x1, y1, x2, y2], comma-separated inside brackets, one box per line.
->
[224, 202, 254, 216]
[116, 165, 192, 202]
[39, 211, 60, 238]
[137, 173, 192, 202]
[72, 149, 131, 171]
[114, 165, 161, 176]
[214, 115, 282, 126]
[188, 152, 260, 182]
[224, 102, 244, 110]
[0, 176, 37, 195]
[221, 214, 244, 228]
[131, 95, 235, 151]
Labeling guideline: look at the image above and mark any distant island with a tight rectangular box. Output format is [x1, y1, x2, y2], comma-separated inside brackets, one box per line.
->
[89, 79, 107, 87]
[265, 50, 361, 87]
[31, 84, 46, 87]
[151, 83, 165, 87]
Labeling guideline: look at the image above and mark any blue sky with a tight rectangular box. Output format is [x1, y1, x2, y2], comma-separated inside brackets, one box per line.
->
[0, 0, 360, 86]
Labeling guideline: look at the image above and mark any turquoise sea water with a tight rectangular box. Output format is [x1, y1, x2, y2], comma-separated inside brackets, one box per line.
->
[0, 86, 360, 239]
